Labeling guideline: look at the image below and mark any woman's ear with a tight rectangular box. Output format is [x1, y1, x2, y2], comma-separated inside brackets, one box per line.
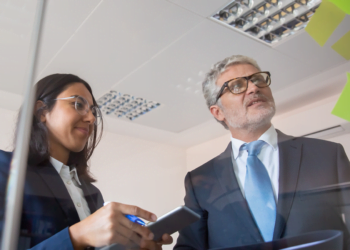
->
[34, 100, 47, 123]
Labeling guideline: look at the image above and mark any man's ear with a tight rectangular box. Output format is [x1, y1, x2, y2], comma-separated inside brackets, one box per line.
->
[34, 100, 47, 123]
[210, 104, 226, 122]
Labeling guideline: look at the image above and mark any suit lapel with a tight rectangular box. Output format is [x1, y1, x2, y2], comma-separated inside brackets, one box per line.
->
[214, 142, 263, 242]
[33, 161, 80, 226]
[273, 130, 302, 239]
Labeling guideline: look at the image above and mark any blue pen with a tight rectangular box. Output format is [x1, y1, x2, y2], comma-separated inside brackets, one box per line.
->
[125, 214, 146, 226]
[104, 201, 145, 226]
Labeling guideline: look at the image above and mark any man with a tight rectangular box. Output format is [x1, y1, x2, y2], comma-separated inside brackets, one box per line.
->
[174, 55, 350, 250]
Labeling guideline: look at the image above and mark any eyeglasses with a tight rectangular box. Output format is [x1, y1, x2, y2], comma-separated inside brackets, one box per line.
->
[54, 95, 102, 125]
[215, 71, 271, 104]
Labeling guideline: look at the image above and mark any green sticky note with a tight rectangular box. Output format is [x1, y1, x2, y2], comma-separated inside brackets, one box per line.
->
[332, 31, 350, 60]
[332, 73, 350, 122]
[305, 0, 346, 47]
[329, 0, 350, 14]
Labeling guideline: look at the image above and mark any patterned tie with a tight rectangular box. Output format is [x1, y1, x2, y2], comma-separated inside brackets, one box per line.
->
[242, 140, 276, 242]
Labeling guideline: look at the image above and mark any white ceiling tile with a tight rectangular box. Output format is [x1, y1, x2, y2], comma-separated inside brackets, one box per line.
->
[1, 0, 349, 146]
[0, 0, 101, 95]
[169, 0, 231, 17]
[37, 0, 102, 72]
[112, 19, 270, 132]
[273, 60, 350, 115]
[274, 15, 350, 74]
[0, 0, 36, 95]
[255, 49, 317, 93]
[39, 0, 203, 99]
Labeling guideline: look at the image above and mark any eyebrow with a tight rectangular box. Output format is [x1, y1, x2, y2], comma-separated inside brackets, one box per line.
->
[71, 95, 95, 107]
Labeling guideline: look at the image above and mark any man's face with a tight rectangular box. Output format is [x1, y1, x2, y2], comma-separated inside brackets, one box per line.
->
[214, 63, 275, 130]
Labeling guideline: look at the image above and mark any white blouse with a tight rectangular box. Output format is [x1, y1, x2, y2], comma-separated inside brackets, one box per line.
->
[50, 157, 91, 221]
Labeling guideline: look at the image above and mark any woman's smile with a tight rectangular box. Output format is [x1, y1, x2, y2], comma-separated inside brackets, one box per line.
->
[75, 127, 89, 136]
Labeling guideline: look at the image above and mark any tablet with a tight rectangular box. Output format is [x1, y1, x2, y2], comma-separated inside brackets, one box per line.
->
[147, 206, 200, 241]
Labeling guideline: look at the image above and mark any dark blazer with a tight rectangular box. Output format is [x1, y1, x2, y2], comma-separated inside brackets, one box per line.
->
[175, 131, 350, 250]
[0, 150, 104, 250]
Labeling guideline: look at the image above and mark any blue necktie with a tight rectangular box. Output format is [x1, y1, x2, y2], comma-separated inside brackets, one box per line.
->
[242, 140, 276, 242]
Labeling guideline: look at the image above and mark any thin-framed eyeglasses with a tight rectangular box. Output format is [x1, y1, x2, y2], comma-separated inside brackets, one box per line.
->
[54, 95, 102, 125]
[214, 71, 271, 104]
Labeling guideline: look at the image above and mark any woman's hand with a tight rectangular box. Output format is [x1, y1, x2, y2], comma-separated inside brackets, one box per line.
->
[138, 233, 173, 250]
[69, 202, 157, 249]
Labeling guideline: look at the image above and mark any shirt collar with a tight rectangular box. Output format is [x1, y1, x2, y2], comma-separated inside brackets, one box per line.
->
[259, 125, 278, 151]
[49, 157, 82, 185]
[231, 125, 278, 159]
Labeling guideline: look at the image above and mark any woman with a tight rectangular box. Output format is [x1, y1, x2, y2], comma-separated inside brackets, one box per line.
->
[0, 74, 172, 250]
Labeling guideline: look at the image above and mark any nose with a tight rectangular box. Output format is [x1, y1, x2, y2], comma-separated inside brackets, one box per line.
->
[246, 80, 260, 95]
[83, 109, 96, 124]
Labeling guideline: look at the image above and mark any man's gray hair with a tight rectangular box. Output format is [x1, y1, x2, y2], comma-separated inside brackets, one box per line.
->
[202, 55, 261, 129]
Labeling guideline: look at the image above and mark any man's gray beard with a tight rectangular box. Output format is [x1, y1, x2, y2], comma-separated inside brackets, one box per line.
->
[222, 100, 276, 132]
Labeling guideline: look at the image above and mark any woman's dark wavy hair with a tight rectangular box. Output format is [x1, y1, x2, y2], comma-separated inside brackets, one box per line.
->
[17, 73, 103, 182]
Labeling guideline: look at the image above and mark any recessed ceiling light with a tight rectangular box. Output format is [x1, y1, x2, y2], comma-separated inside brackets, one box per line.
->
[97, 91, 160, 121]
[211, 0, 321, 44]
[198, 71, 204, 76]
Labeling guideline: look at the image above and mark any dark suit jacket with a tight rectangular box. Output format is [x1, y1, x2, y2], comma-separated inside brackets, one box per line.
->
[0, 150, 104, 250]
[175, 131, 350, 250]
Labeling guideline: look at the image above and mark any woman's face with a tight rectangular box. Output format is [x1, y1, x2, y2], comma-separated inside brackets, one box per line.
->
[42, 82, 96, 156]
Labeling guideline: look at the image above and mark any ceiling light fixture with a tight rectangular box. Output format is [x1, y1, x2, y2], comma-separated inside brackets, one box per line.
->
[97, 91, 161, 121]
[211, 0, 321, 44]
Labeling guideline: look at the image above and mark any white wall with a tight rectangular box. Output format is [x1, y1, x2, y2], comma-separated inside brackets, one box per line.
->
[0, 107, 18, 151]
[186, 93, 350, 172]
[186, 133, 231, 172]
[90, 131, 187, 249]
[91, 130, 187, 219]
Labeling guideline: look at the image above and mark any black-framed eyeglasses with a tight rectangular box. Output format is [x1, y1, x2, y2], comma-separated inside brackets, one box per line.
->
[214, 71, 271, 104]
[54, 95, 102, 125]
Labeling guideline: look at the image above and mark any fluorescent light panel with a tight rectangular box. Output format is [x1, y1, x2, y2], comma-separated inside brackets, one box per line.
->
[212, 0, 321, 44]
[97, 91, 160, 121]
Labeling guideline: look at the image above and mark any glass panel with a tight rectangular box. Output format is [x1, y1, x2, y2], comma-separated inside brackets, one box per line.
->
[1, 1, 349, 250]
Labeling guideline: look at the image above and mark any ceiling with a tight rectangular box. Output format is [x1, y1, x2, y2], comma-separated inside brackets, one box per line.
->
[0, 0, 349, 147]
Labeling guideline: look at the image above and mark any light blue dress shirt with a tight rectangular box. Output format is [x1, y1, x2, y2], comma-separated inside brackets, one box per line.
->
[231, 125, 279, 202]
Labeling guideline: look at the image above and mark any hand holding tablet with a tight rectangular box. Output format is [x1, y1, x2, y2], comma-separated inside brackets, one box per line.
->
[146, 206, 201, 241]
[116, 204, 201, 241]
[100, 203, 200, 249]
